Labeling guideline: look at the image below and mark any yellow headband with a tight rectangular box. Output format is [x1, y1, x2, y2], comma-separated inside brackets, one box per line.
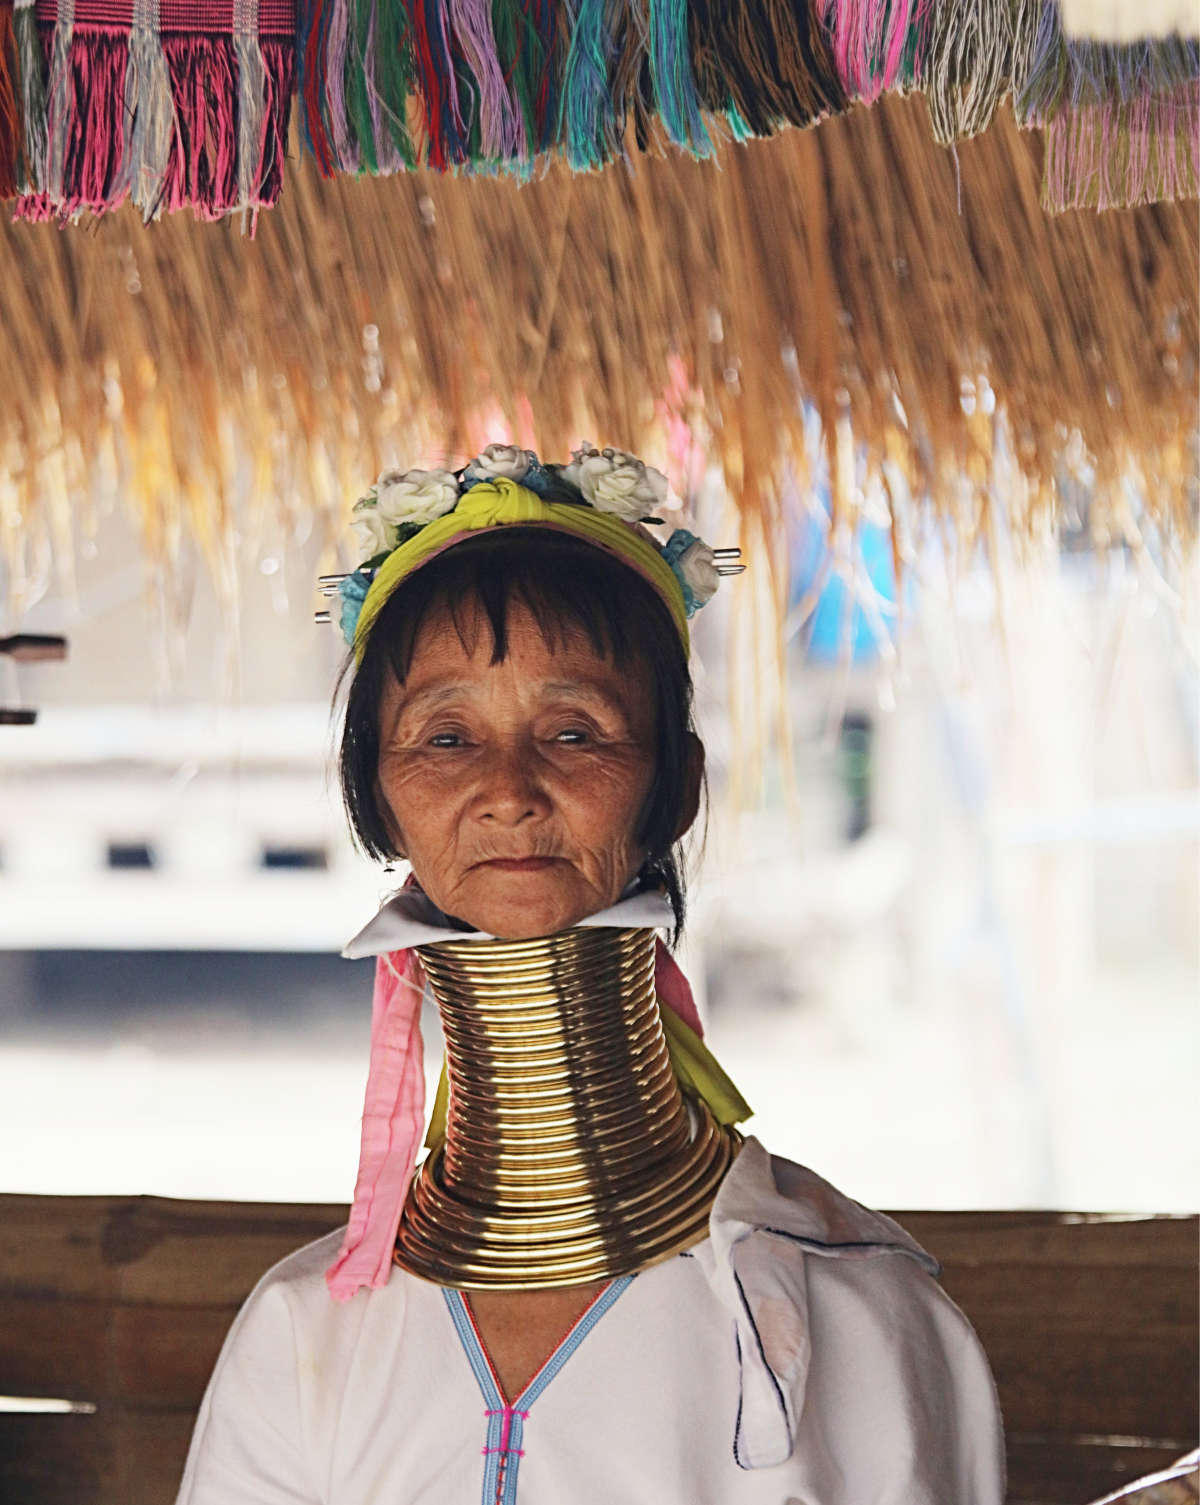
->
[353, 478, 690, 662]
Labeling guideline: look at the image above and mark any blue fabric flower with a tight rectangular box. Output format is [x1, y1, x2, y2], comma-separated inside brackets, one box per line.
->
[520, 459, 557, 498]
[338, 569, 373, 647]
[661, 528, 702, 618]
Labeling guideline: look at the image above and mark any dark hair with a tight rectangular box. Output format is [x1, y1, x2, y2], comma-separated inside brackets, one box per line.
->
[336, 526, 703, 939]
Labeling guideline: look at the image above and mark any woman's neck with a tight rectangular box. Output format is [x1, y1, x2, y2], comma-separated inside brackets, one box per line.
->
[393, 925, 738, 1289]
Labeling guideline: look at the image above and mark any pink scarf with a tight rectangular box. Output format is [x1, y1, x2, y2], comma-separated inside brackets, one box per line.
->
[325, 933, 703, 1301]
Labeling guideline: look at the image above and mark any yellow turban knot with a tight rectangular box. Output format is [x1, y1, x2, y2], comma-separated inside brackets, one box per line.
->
[353, 478, 689, 661]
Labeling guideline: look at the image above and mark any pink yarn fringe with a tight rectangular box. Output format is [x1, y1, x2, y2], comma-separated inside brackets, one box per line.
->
[12, 20, 292, 221]
[448, 0, 524, 161]
[160, 34, 237, 216]
[12, 25, 129, 219]
[1043, 80, 1200, 211]
[820, 0, 929, 103]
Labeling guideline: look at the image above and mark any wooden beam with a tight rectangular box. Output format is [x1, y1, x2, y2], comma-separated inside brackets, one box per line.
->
[1, 1197, 1195, 1505]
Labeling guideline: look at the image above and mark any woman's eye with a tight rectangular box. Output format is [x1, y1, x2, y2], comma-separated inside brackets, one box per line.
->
[428, 732, 466, 748]
[552, 727, 591, 744]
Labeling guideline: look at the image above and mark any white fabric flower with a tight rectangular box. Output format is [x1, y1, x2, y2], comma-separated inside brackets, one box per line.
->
[562, 443, 669, 521]
[558, 441, 599, 494]
[374, 468, 460, 526]
[466, 444, 532, 482]
[350, 502, 396, 558]
[677, 538, 719, 607]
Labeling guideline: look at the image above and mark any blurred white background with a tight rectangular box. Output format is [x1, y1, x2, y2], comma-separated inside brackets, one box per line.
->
[1, 490, 1196, 1213]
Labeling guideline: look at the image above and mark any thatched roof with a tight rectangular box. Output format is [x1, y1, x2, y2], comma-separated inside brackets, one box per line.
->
[1, 94, 1196, 623]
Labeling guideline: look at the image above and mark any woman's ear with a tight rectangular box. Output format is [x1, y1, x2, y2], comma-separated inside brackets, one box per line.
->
[673, 732, 705, 841]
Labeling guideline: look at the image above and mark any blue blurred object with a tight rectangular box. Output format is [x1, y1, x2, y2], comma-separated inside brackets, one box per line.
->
[788, 484, 902, 665]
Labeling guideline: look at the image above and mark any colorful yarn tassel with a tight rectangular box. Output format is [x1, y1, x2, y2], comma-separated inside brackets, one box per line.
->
[233, 0, 266, 205]
[340, 0, 415, 175]
[372, 0, 418, 170]
[14, 0, 293, 220]
[2, 0, 1196, 210]
[918, 0, 1041, 143]
[1016, 3, 1200, 209]
[253, 34, 293, 202]
[342, 0, 377, 173]
[818, 0, 928, 101]
[492, 0, 560, 153]
[449, 0, 522, 161]
[408, 0, 468, 169]
[12, 0, 48, 190]
[609, 0, 655, 151]
[297, 0, 334, 172]
[121, 0, 174, 217]
[1013, 0, 1067, 122]
[560, 0, 619, 168]
[1017, 2, 1199, 123]
[159, 34, 237, 216]
[17, 0, 133, 215]
[1, 0, 20, 194]
[1042, 77, 1199, 207]
[43, 0, 75, 202]
[648, 0, 712, 154]
[689, 0, 847, 136]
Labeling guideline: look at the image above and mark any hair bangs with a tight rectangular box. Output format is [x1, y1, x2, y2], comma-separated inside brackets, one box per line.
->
[375, 529, 642, 684]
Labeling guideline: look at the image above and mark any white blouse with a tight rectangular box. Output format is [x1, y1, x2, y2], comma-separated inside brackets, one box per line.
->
[176, 1137, 1005, 1505]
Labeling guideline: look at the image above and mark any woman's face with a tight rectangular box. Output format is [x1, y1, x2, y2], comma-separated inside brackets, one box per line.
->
[376, 599, 659, 939]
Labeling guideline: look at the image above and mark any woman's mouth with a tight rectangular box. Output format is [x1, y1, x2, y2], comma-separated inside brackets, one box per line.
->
[477, 857, 561, 872]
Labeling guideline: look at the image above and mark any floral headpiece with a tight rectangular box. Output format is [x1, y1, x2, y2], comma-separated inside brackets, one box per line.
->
[315, 443, 743, 657]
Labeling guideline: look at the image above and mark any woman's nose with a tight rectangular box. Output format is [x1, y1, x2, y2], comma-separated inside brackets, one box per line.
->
[472, 742, 551, 824]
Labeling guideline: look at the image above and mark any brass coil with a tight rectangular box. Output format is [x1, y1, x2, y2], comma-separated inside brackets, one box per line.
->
[393, 926, 740, 1289]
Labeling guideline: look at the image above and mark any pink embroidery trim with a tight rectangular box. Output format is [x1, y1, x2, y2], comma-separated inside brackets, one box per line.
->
[483, 1406, 530, 1455]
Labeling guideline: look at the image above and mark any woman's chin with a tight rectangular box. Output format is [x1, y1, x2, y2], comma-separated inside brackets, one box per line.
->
[442, 871, 601, 940]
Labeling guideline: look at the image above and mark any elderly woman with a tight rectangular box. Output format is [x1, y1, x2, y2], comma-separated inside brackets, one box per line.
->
[177, 446, 1005, 1504]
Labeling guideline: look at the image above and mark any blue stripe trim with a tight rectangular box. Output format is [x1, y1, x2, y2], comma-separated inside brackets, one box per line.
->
[443, 1289, 503, 1504]
[443, 1277, 635, 1505]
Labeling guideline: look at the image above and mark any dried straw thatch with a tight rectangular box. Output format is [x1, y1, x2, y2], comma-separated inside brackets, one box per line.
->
[1, 94, 1196, 627]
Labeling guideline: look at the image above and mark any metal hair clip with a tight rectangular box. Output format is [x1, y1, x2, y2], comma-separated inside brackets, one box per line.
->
[713, 547, 746, 577]
[315, 573, 348, 623]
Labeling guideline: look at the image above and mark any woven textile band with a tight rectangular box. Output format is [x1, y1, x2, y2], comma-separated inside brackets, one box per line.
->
[353, 478, 691, 663]
[33, 0, 293, 33]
